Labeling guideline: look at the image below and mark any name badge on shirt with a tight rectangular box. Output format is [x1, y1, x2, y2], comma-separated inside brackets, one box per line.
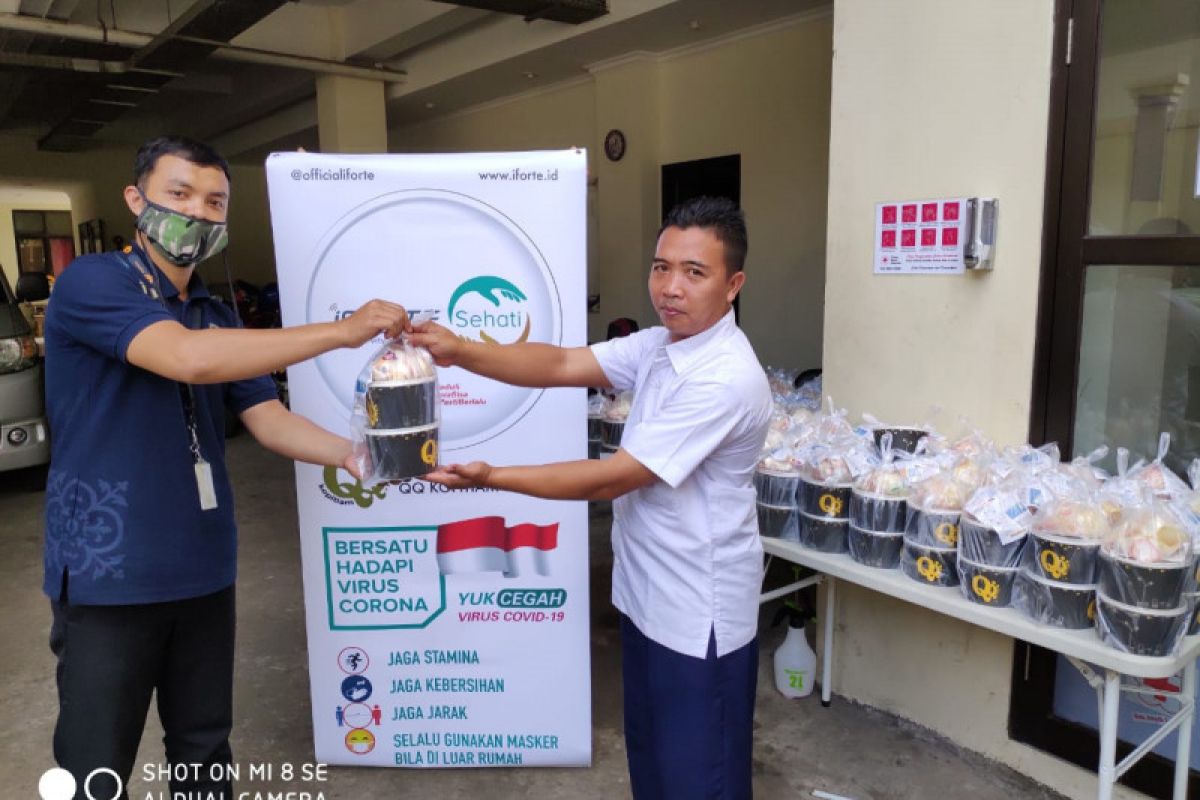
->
[195, 460, 218, 510]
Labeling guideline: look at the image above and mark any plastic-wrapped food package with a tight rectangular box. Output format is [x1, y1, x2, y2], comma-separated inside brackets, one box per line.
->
[905, 469, 970, 551]
[959, 555, 1020, 607]
[851, 433, 910, 533]
[351, 333, 439, 483]
[960, 485, 1032, 568]
[1059, 445, 1110, 488]
[1096, 592, 1189, 657]
[1025, 498, 1111, 585]
[900, 539, 959, 587]
[1097, 499, 1192, 609]
[861, 413, 930, 456]
[1012, 571, 1096, 629]
[765, 366, 800, 396]
[1098, 447, 1142, 525]
[1128, 432, 1190, 499]
[587, 392, 605, 459]
[755, 448, 803, 542]
[599, 391, 633, 454]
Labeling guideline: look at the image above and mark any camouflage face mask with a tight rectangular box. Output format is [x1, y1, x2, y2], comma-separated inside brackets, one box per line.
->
[135, 191, 229, 267]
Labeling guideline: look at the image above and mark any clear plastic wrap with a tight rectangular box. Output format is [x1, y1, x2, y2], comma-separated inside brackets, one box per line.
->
[1012, 571, 1096, 629]
[959, 555, 1020, 607]
[1096, 592, 1189, 657]
[587, 392, 604, 459]
[1128, 432, 1190, 499]
[599, 391, 633, 453]
[959, 487, 1030, 568]
[850, 433, 910, 533]
[900, 540, 959, 587]
[848, 524, 904, 569]
[799, 512, 848, 553]
[861, 413, 930, 456]
[1097, 499, 1192, 609]
[1025, 495, 1111, 585]
[351, 331, 439, 483]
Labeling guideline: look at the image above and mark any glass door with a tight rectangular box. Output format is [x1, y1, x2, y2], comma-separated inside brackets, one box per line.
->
[1015, 1, 1200, 796]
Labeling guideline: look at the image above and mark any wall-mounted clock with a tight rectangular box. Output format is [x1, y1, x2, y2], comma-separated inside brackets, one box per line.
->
[604, 129, 626, 162]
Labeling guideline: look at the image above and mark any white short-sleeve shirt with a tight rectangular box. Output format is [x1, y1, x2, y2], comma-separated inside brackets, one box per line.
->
[590, 310, 772, 658]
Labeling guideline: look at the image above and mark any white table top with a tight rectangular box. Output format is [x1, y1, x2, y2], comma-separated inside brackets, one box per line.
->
[762, 536, 1200, 679]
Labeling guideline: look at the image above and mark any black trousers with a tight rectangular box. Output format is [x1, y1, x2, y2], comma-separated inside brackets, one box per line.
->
[50, 584, 236, 800]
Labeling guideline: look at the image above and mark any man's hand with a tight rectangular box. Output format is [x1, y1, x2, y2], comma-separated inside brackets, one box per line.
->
[424, 461, 493, 489]
[343, 447, 366, 481]
[338, 300, 410, 347]
[408, 320, 466, 367]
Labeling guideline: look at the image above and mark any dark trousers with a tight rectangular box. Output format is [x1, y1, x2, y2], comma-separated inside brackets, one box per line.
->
[50, 585, 236, 800]
[620, 614, 758, 800]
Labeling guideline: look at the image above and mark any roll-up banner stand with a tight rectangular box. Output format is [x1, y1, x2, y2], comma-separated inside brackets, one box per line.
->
[266, 150, 590, 768]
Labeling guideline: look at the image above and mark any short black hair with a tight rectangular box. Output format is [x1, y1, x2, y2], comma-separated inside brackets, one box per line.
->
[134, 135, 231, 187]
[658, 196, 747, 272]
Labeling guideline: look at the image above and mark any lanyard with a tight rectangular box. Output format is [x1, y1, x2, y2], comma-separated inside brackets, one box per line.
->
[121, 247, 218, 510]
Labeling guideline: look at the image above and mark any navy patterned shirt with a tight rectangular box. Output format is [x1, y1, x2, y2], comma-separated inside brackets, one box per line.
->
[42, 245, 278, 604]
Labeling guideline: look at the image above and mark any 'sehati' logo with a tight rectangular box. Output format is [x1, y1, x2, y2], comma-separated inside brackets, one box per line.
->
[447, 276, 531, 344]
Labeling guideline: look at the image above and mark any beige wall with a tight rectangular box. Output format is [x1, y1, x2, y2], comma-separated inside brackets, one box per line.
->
[389, 13, 832, 356]
[822, 2, 1150, 798]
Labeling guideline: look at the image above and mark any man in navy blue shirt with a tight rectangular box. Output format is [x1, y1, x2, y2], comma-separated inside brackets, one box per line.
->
[43, 136, 408, 800]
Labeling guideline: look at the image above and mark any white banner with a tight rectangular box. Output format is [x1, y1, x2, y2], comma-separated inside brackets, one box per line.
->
[266, 150, 590, 768]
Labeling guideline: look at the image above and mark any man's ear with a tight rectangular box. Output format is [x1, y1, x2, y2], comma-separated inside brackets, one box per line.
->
[123, 184, 145, 217]
[726, 269, 746, 304]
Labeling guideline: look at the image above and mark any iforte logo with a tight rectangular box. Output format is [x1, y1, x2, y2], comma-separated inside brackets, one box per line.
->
[447, 276, 531, 345]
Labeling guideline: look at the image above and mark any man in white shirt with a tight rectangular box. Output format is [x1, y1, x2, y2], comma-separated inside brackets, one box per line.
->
[416, 196, 772, 799]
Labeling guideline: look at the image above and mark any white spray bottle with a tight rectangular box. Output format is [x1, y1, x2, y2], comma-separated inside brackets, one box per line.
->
[773, 604, 816, 699]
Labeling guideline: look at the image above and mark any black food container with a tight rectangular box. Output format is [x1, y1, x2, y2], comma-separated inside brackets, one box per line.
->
[754, 469, 803, 509]
[1096, 551, 1191, 611]
[873, 426, 928, 455]
[959, 514, 1027, 568]
[958, 556, 1018, 607]
[848, 525, 903, 569]
[850, 490, 907, 534]
[799, 512, 848, 554]
[1025, 531, 1101, 585]
[600, 419, 625, 453]
[799, 478, 853, 519]
[900, 540, 958, 587]
[905, 504, 962, 549]
[1012, 572, 1096, 629]
[758, 503, 800, 542]
[366, 378, 437, 429]
[588, 412, 602, 459]
[1096, 592, 1189, 657]
[366, 425, 439, 480]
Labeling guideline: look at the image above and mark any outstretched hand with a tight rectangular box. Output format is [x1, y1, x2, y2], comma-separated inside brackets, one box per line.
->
[424, 461, 493, 490]
[339, 299, 411, 347]
[407, 320, 465, 367]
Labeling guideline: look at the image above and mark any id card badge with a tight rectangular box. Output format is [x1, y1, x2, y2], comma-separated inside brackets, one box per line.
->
[195, 459, 219, 510]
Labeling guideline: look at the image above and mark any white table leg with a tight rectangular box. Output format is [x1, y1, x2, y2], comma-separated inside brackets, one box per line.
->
[821, 575, 835, 707]
[1174, 659, 1196, 800]
[1098, 669, 1121, 800]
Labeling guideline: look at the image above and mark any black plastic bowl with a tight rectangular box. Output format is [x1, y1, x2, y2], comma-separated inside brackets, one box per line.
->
[799, 479, 853, 519]
[757, 503, 799, 542]
[600, 419, 625, 453]
[366, 379, 438, 430]
[958, 556, 1018, 607]
[1096, 592, 1189, 657]
[905, 505, 961, 549]
[850, 490, 907, 534]
[754, 469, 803, 509]
[1186, 592, 1200, 636]
[872, 426, 928, 455]
[1025, 531, 1101, 586]
[799, 512, 848, 554]
[366, 425, 439, 481]
[959, 514, 1027, 568]
[1012, 572, 1096, 630]
[848, 525, 903, 569]
[1097, 551, 1191, 610]
[900, 540, 958, 587]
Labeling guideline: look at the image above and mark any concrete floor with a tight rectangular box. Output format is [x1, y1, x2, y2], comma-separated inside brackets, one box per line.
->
[0, 433, 1069, 800]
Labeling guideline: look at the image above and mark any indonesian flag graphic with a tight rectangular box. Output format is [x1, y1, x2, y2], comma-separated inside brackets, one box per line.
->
[436, 516, 559, 577]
